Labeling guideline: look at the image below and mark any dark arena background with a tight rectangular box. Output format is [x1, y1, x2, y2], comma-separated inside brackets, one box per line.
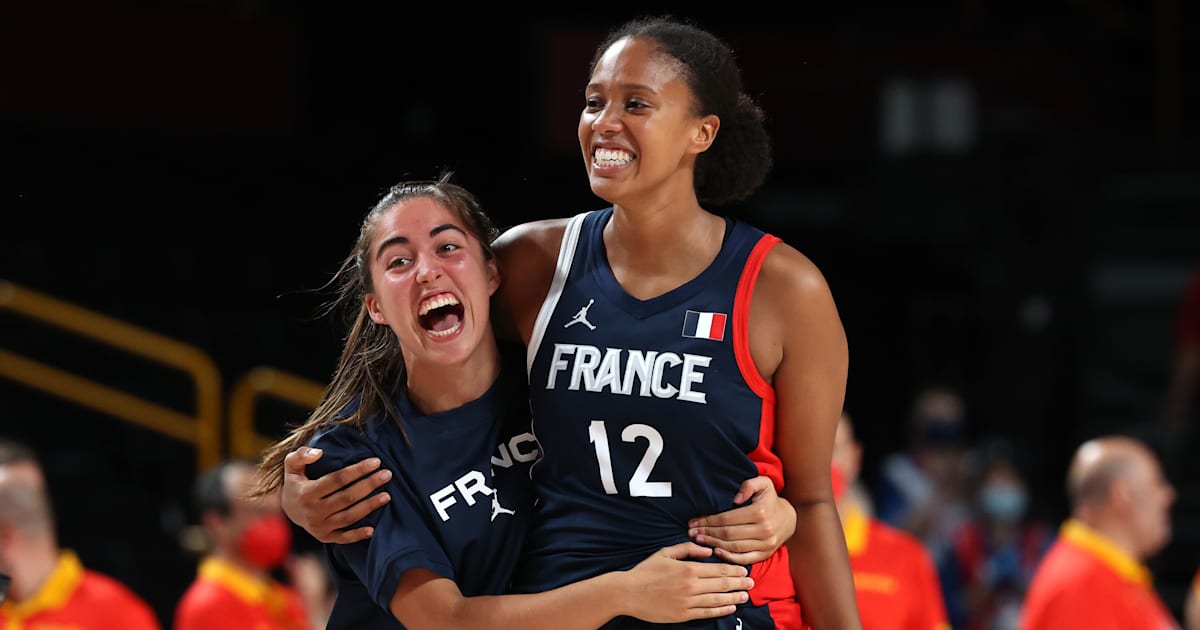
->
[1, 1, 1198, 627]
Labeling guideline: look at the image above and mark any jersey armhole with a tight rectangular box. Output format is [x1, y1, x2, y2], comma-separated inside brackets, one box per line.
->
[732, 234, 781, 400]
[526, 212, 589, 376]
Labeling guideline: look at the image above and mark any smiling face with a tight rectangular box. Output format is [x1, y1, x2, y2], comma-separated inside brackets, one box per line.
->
[363, 196, 499, 372]
[578, 36, 718, 209]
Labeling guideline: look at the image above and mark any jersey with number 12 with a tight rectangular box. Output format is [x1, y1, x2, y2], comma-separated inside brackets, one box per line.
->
[513, 207, 802, 629]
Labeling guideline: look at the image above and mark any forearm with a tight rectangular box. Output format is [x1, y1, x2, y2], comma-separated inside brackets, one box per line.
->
[394, 571, 630, 630]
[787, 501, 862, 630]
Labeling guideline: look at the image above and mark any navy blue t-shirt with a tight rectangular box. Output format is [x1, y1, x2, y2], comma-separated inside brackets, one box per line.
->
[310, 343, 537, 629]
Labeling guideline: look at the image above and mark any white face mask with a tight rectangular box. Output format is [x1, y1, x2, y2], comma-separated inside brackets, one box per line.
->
[979, 483, 1029, 522]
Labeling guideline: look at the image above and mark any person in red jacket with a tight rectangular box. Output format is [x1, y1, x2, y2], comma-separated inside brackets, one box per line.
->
[833, 412, 952, 630]
[1019, 435, 1179, 630]
[174, 458, 311, 630]
[0, 438, 161, 630]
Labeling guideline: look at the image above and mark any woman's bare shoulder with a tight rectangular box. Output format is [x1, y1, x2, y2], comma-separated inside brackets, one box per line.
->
[494, 217, 571, 259]
[758, 240, 833, 300]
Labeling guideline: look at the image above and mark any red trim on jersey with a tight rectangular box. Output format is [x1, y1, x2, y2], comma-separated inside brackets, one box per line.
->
[748, 545, 805, 627]
[734, 234, 784, 490]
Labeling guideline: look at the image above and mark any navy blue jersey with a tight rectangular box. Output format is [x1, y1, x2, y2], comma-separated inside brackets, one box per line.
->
[513, 208, 801, 628]
[310, 343, 538, 629]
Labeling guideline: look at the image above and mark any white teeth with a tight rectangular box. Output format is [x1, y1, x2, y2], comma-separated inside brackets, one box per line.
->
[428, 321, 463, 337]
[594, 147, 633, 167]
[419, 294, 460, 316]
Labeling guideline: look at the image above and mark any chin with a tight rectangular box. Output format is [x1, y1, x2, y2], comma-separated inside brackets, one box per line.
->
[588, 180, 623, 204]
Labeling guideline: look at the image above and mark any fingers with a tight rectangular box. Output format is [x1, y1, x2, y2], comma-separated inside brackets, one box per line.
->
[732, 474, 776, 505]
[713, 546, 773, 565]
[689, 500, 769, 530]
[315, 457, 387, 500]
[684, 592, 750, 619]
[659, 541, 715, 561]
[697, 575, 754, 595]
[321, 525, 376, 545]
[283, 446, 323, 475]
[321, 466, 392, 512]
[319, 487, 392, 532]
[690, 516, 778, 565]
[690, 504, 773, 539]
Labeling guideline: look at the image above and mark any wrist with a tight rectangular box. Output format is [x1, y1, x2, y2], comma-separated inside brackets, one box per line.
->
[602, 569, 635, 618]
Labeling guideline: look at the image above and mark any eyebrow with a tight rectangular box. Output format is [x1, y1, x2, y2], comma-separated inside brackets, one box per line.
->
[586, 82, 659, 94]
[374, 224, 467, 262]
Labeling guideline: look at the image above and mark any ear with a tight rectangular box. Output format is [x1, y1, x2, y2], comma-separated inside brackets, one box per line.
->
[486, 258, 500, 297]
[689, 114, 720, 155]
[364, 295, 387, 325]
[1110, 477, 1135, 512]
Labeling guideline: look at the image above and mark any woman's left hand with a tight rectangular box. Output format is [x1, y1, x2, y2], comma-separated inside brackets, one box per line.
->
[687, 475, 797, 564]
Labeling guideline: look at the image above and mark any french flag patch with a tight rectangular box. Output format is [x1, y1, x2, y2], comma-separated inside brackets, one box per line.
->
[682, 310, 727, 341]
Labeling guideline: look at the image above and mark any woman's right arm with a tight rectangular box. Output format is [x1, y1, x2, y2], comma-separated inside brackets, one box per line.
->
[386, 544, 751, 629]
[303, 432, 754, 629]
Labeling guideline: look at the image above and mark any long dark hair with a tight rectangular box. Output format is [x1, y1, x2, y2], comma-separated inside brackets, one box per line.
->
[251, 172, 499, 497]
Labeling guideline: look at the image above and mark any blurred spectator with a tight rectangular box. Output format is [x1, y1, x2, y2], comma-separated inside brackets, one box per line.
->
[1018, 435, 1177, 630]
[174, 458, 312, 630]
[289, 549, 335, 630]
[0, 438, 161, 629]
[950, 438, 1054, 630]
[874, 384, 976, 627]
[834, 411, 952, 630]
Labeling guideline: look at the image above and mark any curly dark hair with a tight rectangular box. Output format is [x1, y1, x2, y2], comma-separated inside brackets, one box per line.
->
[590, 15, 773, 206]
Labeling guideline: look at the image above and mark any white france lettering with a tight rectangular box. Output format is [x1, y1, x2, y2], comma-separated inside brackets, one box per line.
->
[651, 352, 681, 398]
[547, 344, 576, 389]
[509, 432, 540, 463]
[491, 432, 540, 467]
[545, 343, 710, 403]
[430, 471, 494, 521]
[623, 350, 656, 397]
[591, 347, 623, 391]
[430, 485, 458, 522]
[570, 345, 601, 390]
[678, 354, 710, 403]
[455, 470, 492, 507]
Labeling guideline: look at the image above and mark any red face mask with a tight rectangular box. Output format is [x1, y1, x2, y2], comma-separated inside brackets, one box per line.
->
[830, 463, 847, 502]
[238, 514, 292, 570]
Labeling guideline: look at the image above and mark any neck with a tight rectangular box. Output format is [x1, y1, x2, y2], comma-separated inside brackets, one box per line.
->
[1074, 510, 1141, 560]
[406, 335, 501, 415]
[604, 203, 725, 300]
[211, 547, 271, 581]
[8, 537, 60, 603]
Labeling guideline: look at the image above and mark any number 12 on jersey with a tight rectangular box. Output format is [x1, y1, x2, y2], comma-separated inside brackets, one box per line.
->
[588, 420, 673, 497]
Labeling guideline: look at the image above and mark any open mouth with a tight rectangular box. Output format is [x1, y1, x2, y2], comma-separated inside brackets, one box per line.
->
[418, 294, 464, 337]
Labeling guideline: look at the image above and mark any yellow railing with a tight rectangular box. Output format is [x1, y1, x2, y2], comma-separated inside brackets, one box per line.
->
[229, 367, 326, 460]
[0, 280, 324, 472]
